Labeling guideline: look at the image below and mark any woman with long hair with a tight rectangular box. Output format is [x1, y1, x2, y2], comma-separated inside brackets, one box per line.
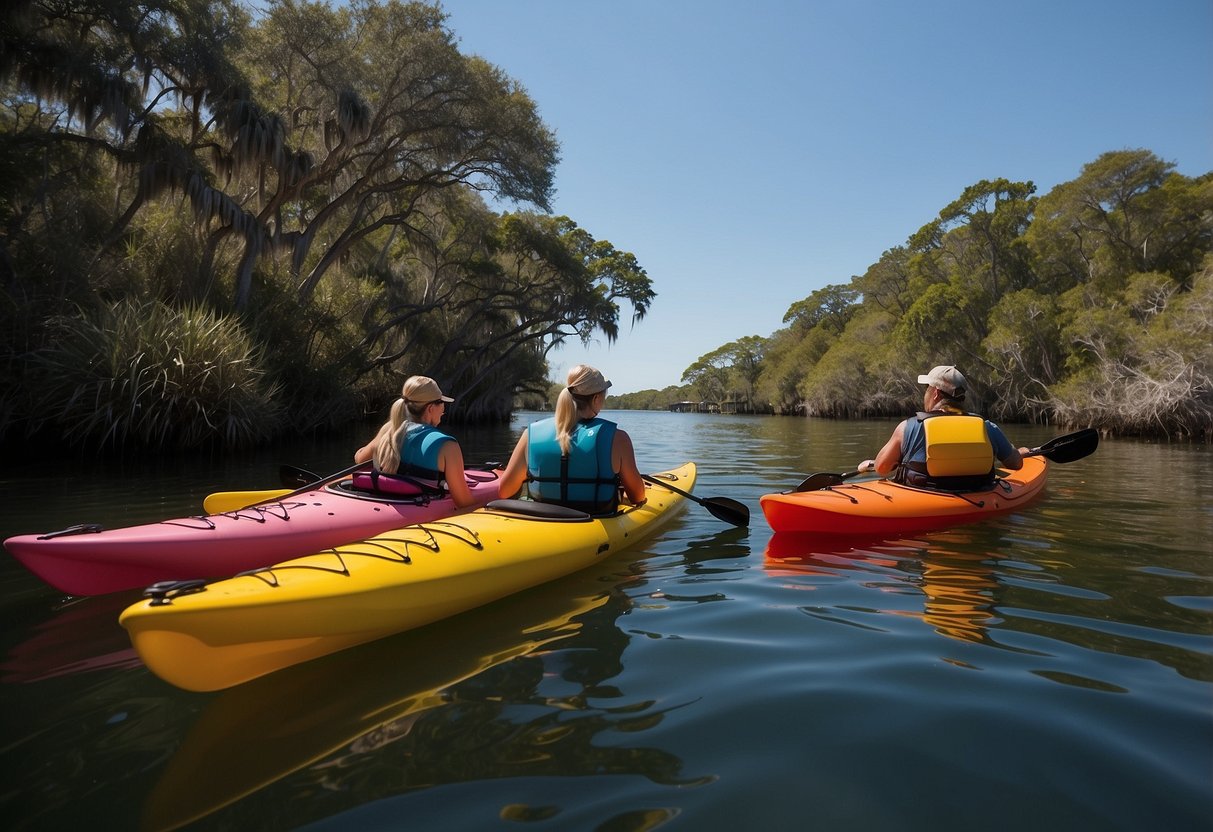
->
[354, 375, 475, 507]
[498, 364, 645, 512]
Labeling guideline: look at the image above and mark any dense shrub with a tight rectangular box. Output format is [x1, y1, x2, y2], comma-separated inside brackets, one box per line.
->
[26, 300, 282, 449]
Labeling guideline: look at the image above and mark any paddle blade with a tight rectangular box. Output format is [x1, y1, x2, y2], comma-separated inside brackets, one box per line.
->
[793, 470, 863, 492]
[794, 473, 844, 492]
[1029, 428, 1099, 464]
[703, 496, 749, 527]
[203, 489, 293, 514]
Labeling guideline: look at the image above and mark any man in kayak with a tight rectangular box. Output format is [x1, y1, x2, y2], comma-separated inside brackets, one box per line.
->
[354, 375, 476, 507]
[497, 364, 646, 513]
[859, 365, 1030, 490]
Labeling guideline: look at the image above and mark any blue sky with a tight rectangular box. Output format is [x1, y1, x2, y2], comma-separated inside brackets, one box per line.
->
[438, 0, 1213, 394]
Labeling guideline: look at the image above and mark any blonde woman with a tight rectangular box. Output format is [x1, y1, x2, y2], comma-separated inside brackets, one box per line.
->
[354, 376, 475, 507]
[498, 365, 645, 512]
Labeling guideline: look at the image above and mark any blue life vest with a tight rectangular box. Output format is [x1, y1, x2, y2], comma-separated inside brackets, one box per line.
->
[399, 423, 452, 477]
[899, 412, 996, 491]
[526, 417, 620, 513]
[363, 423, 453, 496]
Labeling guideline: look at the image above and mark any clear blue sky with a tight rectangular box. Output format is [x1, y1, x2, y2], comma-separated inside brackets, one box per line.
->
[438, 0, 1213, 394]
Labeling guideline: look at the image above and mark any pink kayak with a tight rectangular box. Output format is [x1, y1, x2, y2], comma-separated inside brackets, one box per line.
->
[3, 470, 501, 596]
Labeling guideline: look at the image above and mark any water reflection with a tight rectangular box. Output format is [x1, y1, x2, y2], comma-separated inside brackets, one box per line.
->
[1, 415, 1210, 831]
[142, 567, 706, 831]
[765, 531, 1003, 644]
[1, 592, 143, 683]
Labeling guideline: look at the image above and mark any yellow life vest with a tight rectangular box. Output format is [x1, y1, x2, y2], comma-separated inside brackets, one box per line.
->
[922, 415, 994, 477]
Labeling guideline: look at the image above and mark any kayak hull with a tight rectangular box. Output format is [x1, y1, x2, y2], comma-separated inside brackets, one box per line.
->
[760, 457, 1047, 535]
[3, 471, 500, 596]
[119, 463, 695, 691]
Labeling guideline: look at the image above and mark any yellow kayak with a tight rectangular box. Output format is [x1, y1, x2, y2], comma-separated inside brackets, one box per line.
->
[119, 463, 695, 691]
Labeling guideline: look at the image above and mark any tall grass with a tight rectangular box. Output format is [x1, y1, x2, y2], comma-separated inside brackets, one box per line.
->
[28, 300, 282, 449]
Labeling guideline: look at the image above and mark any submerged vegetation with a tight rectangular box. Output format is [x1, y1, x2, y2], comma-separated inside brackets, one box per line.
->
[680, 152, 1212, 439]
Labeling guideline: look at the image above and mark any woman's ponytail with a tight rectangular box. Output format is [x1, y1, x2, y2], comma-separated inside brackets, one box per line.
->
[553, 387, 579, 455]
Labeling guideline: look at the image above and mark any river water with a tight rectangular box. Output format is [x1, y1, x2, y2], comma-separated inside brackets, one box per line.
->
[1, 411, 1209, 831]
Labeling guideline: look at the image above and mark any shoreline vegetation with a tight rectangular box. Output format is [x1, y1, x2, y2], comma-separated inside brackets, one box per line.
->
[2, 2, 1209, 457]
[618, 155, 1211, 442]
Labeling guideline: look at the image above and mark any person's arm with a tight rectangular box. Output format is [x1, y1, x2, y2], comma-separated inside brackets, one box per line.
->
[999, 446, 1025, 470]
[495, 432, 530, 499]
[438, 441, 475, 507]
[354, 424, 389, 464]
[865, 421, 905, 477]
[612, 429, 646, 503]
[987, 423, 1024, 470]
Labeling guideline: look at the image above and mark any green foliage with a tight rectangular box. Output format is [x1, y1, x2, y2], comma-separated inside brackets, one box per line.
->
[606, 385, 696, 411]
[799, 310, 902, 417]
[681, 336, 770, 412]
[982, 289, 1063, 418]
[1050, 260, 1213, 437]
[25, 300, 282, 449]
[783, 284, 858, 334]
[694, 149, 1212, 438]
[0, 1, 653, 450]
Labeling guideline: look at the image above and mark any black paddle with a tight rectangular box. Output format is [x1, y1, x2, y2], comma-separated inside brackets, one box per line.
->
[280, 463, 323, 488]
[641, 474, 749, 527]
[792, 427, 1100, 493]
[280, 461, 503, 489]
[793, 469, 863, 492]
[1022, 427, 1099, 463]
[217, 460, 368, 510]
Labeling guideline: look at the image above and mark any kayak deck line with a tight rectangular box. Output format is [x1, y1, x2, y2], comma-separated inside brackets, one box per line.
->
[813, 474, 1024, 508]
[139, 506, 626, 607]
[5, 470, 503, 596]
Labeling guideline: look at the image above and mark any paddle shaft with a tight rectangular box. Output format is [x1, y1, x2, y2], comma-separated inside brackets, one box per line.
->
[281, 461, 503, 489]
[641, 474, 749, 526]
[216, 460, 368, 513]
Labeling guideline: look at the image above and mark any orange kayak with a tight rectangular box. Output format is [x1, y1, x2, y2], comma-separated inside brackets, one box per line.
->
[760, 456, 1048, 535]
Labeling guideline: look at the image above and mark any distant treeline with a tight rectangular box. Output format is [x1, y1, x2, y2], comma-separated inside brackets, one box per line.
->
[676, 150, 1211, 439]
[0, 1, 652, 452]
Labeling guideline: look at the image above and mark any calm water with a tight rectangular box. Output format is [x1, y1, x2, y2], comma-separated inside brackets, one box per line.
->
[1, 412, 1210, 831]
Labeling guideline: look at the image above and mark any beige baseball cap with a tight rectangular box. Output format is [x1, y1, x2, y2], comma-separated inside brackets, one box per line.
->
[918, 365, 967, 398]
[402, 376, 454, 403]
[567, 365, 612, 395]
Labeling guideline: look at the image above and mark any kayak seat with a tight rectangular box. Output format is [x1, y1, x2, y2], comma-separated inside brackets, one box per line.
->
[350, 471, 441, 497]
[485, 499, 592, 521]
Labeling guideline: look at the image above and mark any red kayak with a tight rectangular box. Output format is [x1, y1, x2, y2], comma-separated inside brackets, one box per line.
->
[3, 470, 500, 596]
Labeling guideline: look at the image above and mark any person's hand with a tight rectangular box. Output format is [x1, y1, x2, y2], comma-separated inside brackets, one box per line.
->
[858, 459, 876, 473]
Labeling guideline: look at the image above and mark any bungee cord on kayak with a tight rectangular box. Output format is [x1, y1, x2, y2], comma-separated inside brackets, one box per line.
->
[118, 463, 697, 691]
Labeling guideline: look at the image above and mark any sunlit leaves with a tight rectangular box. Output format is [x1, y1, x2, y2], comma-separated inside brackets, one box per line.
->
[695, 149, 1211, 436]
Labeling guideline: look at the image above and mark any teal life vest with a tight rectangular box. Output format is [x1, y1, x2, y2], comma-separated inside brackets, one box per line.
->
[363, 423, 453, 496]
[526, 417, 620, 513]
[398, 423, 452, 479]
